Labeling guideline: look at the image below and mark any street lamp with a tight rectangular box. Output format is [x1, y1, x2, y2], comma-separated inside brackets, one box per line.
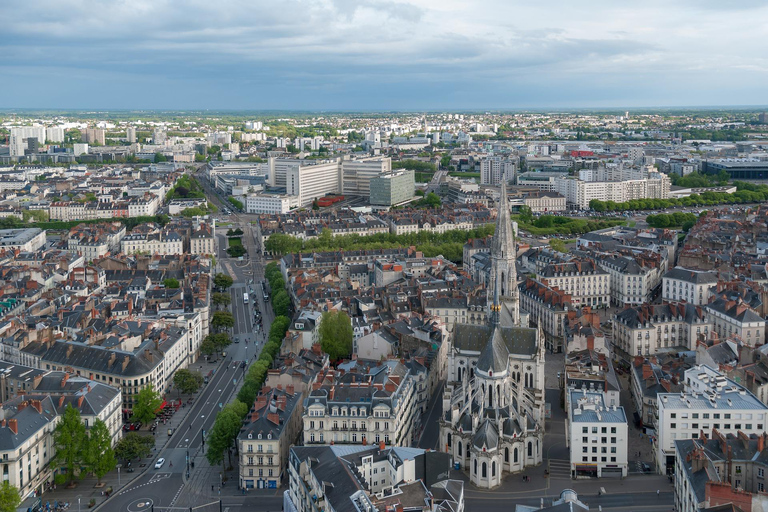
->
[118, 466, 121, 487]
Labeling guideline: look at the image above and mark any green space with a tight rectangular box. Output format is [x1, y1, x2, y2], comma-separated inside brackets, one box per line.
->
[415, 172, 434, 183]
[264, 224, 496, 263]
[449, 172, 480, 179]
[646, 212, 699, 231]
[0, 214, 170, 232]
[590, 181, 768, 212]
[516, 207, 625, 235]
[670, 170, 729, 188]
[392, 159, 436, 172]
[225, 237, 245, 257]
[166, 174, 205, 201]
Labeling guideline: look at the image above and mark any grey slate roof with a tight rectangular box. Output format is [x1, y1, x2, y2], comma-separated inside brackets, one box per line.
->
[664, 267, 719, 285]
[453, 323, 538, 357]
[476, 325, 510, 374]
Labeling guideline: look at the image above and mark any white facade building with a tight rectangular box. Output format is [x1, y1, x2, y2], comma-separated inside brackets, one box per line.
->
[655, 364, 768, 474]
[246, 194, 293, 215]
[662, 267, 718, 306]
[567, 390, 628, 478]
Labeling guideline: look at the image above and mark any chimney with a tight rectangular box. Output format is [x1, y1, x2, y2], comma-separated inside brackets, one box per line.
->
[78, 396, 84, 408]
[66, 345, 74, 359]
[0, 419, 4, 428]
[58, 396, 65, 408]
[109, 352, 116, 367]
[738, 431, 750, 451]
[7, 419, 17, 435]
[31, 400, 42, 413]
[329, 386, 335, 400]
[286, 385, 295, 395]
[379, 440, 386, 451]
[385, 382, 396, 393]
[17, 401, 28, 413]
[122, 356, 130, 372]
[33, 374, 43, 390]
[760, 433, 767, 453]
[267, 413, 280, 425]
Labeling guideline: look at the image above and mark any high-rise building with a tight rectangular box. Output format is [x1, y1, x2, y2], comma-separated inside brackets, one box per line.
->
[481, 156, 518, 185]
[46, 127, 65, 143]
[82, 128, 106, 145]
[369, 169, 415, 206]
[285, 160, 342, 207]
[153, 129, 167, 145]
[341, 156, 391, 196]
[126, 127, 137, 143]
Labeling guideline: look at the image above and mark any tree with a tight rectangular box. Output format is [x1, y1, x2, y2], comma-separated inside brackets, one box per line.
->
[318, 310, 354, 361]
[518, 205, 534, 224]
[272, 290, 291, 317]
[114, 432, 154, 462]
[205, 401, 249, 469]
[86, 419, 116, 485]
[200, 337, 217, 356]
[22, 210, 49, 222]
[155, 153, 167, 163]
[132, 384, 163, 424]
[0, 481, 20, 512]
[212, 311, 235, 332]
[226, 245, 246, 258]
[213, 273, 233, 291]
[211, 292, 232, 309]
[173, 369, 204, 395]
[227, 197, 244, 210]
[549, 239, 567, 253]
[53, 405, 87, 484]
[203, 333, 231, 355]
[163, 278, 180, 289]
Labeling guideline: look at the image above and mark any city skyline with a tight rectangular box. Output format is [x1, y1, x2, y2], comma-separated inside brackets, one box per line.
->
[2, 0, 767, 110]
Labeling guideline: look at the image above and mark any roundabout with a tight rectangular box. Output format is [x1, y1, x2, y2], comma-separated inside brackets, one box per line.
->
[127, 498, 154, 512]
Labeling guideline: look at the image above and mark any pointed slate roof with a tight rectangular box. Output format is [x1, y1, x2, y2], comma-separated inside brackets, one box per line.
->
[472, 419, 499, 451]
[477, 324, 510, 374]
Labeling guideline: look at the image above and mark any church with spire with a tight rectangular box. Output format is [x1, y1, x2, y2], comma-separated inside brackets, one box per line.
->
[439, 181, 546, 489]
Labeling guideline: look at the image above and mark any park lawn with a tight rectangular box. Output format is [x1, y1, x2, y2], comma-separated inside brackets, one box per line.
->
[449, 172, 481, 178]
[228, 237, 243, 247]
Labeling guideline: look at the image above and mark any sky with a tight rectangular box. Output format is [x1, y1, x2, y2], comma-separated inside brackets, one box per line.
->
[1, 0, 767, 110]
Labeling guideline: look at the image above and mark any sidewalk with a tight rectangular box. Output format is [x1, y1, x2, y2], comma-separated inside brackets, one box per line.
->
[18, 357, 227, 512]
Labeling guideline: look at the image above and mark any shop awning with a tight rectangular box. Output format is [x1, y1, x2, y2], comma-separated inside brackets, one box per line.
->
[155, 400, 167, 413]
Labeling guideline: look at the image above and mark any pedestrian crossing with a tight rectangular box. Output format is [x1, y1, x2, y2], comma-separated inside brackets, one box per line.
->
[548, 459, 571, 478]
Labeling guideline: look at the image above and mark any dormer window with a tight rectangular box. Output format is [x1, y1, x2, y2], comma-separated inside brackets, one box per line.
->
[258, 434, 262, 439]
[268, 433, 272, 439]
[248, 433, 252, 439]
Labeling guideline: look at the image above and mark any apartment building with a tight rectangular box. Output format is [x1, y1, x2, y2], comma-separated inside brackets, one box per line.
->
[302, 361, 417, 448]
[246, 194, 293, 214]
[613, 303, 711, 359]
[0, 379, 123, 501]
[0, 228, 47, 252]
[189, 226, 215, 256]
[536, 260, 610, 308]
[567, 390, 628, 478]
[705, 298, 766, 347]
[238, 387, 303, 490]
[662, 268, 718, 306]
[594, 254, 656, 307]
[21, 321, 197, 410]
[554, 170, 670, 210]
[656, 365, 768, 474]
[523, 191, 566, 213]
[674, 431, 768, 512]
[121, 231, 183, 256]
[287, 445, 461, 512]
[480, 156, 517, 185]
[82, 128, 106, 145]
[519, 278, 572, 353]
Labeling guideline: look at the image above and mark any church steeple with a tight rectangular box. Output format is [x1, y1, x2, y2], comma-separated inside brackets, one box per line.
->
[488, 180, 520, 325]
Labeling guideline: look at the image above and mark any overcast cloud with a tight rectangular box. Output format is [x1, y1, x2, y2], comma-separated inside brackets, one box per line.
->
[1, 0, 766, 110]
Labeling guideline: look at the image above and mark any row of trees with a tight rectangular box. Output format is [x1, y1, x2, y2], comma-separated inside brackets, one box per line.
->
[54, 406, 116, 486]
[589, 181, 768, 212]
[265, 262, 291, 316]
[670, 170, 730, 188]
[516, 214, 626, 236]
[392, 159, 436, 172]
[207, 313, 293, 470]
[264, 224, 497, 264]
[646, 212, 699, 230]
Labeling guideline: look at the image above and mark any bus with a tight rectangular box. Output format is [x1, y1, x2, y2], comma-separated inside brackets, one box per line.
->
[262, 282, 270, 301]
[243, 292, 249, 304]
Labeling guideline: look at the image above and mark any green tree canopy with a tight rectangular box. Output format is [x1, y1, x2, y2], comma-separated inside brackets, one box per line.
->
[212, 292, 232, 309]
[319, 310, 354, 361]
[212, 310, 235, 332]
[132, 384, 163, 424]
[173, 369, 204, 395]
[549, 239, 567, 253]
[86, 419, 116, 484]
[272, 290, 291, 317]
[205, 400, 249, 469]
[227, 245, 246, 258]
[53, 405, 87, 484]
[163, 278, 180, 289]
[114, 432, 154, 462]
[213, 273, 234, 290]
[0, 481, 21, 512]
